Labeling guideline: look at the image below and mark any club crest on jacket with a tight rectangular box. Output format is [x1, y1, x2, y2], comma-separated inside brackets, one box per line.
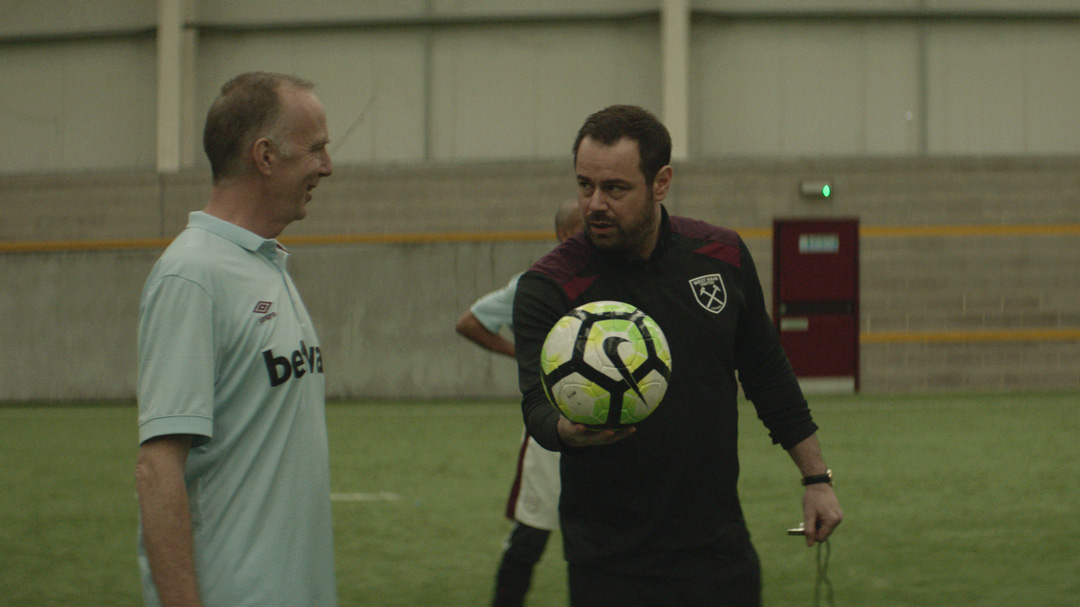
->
[689, 274, 727, 314]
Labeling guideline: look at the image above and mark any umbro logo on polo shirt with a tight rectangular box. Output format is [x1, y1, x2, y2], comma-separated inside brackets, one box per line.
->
[254, 301, 277, 324]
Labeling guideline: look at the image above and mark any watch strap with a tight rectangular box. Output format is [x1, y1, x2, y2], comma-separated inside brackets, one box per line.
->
[801, 469, 833, 486]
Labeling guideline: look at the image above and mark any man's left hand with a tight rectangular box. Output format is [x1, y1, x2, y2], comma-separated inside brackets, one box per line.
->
[801, 484, 843, 547]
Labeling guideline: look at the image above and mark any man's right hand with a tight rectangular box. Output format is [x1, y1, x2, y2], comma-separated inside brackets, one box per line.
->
[557, 415, 635, 449]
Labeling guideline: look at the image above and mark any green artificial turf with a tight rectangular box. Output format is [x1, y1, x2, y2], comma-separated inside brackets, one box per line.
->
[1, 392, 1077, 606]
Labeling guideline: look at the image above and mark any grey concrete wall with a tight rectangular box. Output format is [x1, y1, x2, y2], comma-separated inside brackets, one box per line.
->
[7, 6, 1080, 174]
[2, 156, 1078, 401]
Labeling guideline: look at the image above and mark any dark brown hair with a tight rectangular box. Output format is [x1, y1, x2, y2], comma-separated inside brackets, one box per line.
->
[572, 105, 672, 185]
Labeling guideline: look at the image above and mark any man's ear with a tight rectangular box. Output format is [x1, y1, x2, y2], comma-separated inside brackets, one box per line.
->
[252, 138, 275, 177]
[652, 165, 673, 202]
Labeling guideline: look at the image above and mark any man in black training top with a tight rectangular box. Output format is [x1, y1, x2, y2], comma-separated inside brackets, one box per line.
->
[512, 105, 842, 607]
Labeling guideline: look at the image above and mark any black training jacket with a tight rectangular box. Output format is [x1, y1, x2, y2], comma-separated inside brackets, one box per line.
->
[512, 206, 818, 573]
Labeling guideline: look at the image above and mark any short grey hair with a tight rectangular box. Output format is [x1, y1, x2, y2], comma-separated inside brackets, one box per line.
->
[203, 71, 315, 183]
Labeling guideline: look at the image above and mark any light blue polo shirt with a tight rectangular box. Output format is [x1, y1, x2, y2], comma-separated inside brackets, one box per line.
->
[471, 272, 522, 333]
[137, 211, 337, 607]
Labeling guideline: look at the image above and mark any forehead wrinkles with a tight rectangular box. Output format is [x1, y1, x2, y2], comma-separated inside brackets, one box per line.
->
[281, 89, 328, 144]
[575, 138, 643, 184]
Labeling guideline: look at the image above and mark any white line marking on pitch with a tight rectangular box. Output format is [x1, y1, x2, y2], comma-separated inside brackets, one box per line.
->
[331, 492, 401, 502]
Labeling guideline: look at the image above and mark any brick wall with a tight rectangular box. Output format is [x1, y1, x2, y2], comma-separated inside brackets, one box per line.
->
[1, 156, 1077, 400]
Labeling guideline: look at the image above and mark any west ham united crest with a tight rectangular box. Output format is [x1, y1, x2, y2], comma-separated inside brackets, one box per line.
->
[689, 274, 727, 314]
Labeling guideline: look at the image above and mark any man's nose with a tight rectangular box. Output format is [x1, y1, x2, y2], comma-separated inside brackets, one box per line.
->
[583, 190, 609, 213]
[320, 150, 333, 177]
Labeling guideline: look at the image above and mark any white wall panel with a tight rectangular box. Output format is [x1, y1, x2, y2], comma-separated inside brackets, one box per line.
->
[431, 0, 657, 18]
[693, 20, 919, 156]
[429, 22, 661, 160]
[694, 0, 922, 12]
[1024, 29, 1080, 154]
[196, 0, 656, 26]
[0, 0, 155, 38]
[927, 23, 1080, 154]
[925, 0, 1080, 11]
[863, 25, 921, 154]
[0, 38, 157, 173]
[3, 4, 1080, 176]
[696, 0, 1080, 13]
[196, 29, 428, 165]
[196, 0, 427, 25]
[927, 26, 1023, 154]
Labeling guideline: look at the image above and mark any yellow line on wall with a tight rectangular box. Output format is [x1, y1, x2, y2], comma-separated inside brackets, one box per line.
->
[1, 223, 1078, 253]
[0, 238, 173, 253]
[280, 231, 556, 246]
[861, 224, 1080, 238]
[5, 226, 1077, 346]
[0, 231, 556, 253]
[861, 328, 1080, 344]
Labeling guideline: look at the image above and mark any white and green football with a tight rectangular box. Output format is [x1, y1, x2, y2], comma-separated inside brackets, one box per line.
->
[539, 301, 672, 428]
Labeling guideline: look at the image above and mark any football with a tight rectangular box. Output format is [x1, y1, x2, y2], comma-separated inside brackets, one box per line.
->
[539, 301, 672, 428]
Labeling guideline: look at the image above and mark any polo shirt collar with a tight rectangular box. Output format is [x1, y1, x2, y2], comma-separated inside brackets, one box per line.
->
[187, 211, 287, 261]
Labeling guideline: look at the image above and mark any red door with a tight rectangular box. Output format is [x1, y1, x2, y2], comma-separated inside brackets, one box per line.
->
[773, 219, 859, 392]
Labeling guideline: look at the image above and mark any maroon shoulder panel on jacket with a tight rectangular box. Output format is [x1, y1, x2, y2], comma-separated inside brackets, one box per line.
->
[669, 215, 742, 267]
[527, 234, 597, 300]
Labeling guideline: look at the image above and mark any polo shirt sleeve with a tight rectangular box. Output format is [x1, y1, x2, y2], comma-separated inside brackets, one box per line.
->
[470, 273, 522, 333]
[137, 274, 215, 446]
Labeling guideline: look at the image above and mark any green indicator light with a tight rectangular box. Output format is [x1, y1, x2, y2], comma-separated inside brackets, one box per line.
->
[799, 180, 834, 199]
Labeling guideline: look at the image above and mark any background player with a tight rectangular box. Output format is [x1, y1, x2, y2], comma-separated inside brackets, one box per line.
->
[456, 200, 583, 607]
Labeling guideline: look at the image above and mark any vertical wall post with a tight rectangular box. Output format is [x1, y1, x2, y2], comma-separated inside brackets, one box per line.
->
[660, 0, 690, 161]
[156, 0, 184, 173]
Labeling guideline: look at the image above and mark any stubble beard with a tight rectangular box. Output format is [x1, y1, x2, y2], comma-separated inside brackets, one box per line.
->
[585, 191, 659, 258]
